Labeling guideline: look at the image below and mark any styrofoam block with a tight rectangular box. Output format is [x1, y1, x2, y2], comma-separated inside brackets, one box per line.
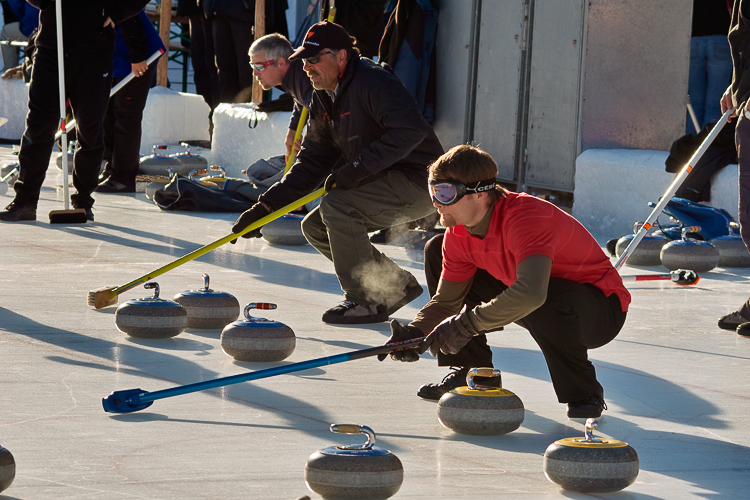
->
[573, 149, 741, 239]
[140, 87, 210, 155]
[0, 79, 29, 140]
[209, 103, 290, 178]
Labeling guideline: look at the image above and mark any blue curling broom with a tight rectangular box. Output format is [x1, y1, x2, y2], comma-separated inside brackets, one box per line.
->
[102, 336, 425, 413]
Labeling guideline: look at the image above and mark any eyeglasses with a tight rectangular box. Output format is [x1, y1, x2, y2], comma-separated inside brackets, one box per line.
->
[251, 59, 277, 71]
[429, 178, 497, 206]
[303, 50, 334, 65]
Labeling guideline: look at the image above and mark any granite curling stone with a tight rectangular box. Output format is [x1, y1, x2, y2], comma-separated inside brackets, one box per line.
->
[660, 229, 719, 273]
[139, 145, 183, 176]
[0, 444, 15, 493]
[615, 233, 668, 266]
[305, 424, 403, 500]
[261, 214, 308, 246]
[710, 231, 750, 268]
[220, 302, 295, 361]
[543, 418, 639, 493]
[437, 367, 524, 435]
[115, 282, 187, 339]
[173, 274, 240, 329]
[170, 142, 208, 171]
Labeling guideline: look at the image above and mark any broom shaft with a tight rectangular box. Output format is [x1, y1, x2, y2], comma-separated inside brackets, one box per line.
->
[129, 337, 425, 404]
[284, 106, 308, 174]
[114, 187, 326, 295]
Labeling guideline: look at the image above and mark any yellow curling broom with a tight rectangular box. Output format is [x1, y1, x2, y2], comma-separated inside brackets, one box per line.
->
[87, 187, 326, 308]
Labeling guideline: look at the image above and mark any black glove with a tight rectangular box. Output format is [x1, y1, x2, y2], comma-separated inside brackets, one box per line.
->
[424, 306, 478, 357]
[325, 159, 370, 191]
[231, 202, 271, 242]
[378, 319, 425, 362]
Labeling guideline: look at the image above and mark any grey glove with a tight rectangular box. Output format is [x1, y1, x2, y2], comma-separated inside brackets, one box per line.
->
[424, 305, 478, 357]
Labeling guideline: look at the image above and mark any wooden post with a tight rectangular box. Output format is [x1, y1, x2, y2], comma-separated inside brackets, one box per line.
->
[252, 0, 266, 103]
[157, 0, 172, 87]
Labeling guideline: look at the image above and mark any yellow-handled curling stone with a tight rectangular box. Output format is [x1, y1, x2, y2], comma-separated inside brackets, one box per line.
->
[173, 274, 240, 329]
[437, 367, 524, 435]
[543, 418, 639, 493]
[115, 283, 187, 339]
[220, 303, 295, 361]
[305, 424, 403, 500]
[261, 213, 308, 246]
[0, 444, 15, 494]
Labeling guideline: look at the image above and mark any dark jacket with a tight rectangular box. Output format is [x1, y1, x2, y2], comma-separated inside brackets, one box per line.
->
[279, 58, 314, 132]
[260, 52, 444, 209]
[29, 0, 149, 53]
[113, 10, 165, 78]
[8, 0, 39, 37]
[729, 0, 750, 109]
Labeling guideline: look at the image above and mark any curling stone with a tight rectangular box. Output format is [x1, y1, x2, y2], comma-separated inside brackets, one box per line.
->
[0, 444, 15, 493]
[710, 232, 750, 267]
[220, 302, 295, 361]
[305, 424, 403, 500]
[173, 273, 240, 329]
[660, 227, 719, 272]
[138, 145, 184, 177]
[615, 233, 668, 266]
[55, 140, 76, 173]
[115, 282, 187, 339]
[261, 214, 308, 246]
[170, 142, 208, 171]
[543, 418, 639, 493]
[437, 368, 524, 435]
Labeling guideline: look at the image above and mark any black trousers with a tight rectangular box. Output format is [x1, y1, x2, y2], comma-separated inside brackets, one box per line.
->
[14, 47, 113, 209]
[102, 64, 157, 189]
[190, 14, 219, 110]
[211, 15, 254, 104]
[424, 234, 627, 403]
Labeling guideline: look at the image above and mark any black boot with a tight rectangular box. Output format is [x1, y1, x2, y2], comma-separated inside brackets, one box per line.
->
[0, 201, 36, 221]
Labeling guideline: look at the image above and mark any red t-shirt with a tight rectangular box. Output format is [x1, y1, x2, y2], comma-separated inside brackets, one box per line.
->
[441, 192, 630, 312]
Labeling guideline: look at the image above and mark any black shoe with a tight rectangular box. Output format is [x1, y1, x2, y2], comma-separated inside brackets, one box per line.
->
[718, 311, 747, 331]
[74, 207, 94, 221]
[369, 229, 387, 243]
[567, 395, 607, 419]
[95, 178, 134, 193]
[321, 300, 389, 324]
[736, 322, 750, 337]
[417, 367, 469, 400]
[0, 201, 36, 221]
[384, 276, 423, 316]
[98, 166, 112, 182]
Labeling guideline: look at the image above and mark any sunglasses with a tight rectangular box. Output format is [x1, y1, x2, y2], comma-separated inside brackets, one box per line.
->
[303, 50, 334, 64]
[251, 59, 277, 71]
[429, 178, 497, 206]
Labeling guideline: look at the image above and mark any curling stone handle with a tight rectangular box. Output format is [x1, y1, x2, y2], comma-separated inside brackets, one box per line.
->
[243, 302, 277, 320]
[167, 167, 175, 178]
[189, 169, 207, 180]
[201, 273, 211, 292]
[144, 282, 160, 299]
[681, 226, 701, 239]
[152, 145, 170, 155]
[579, 418, 602, 444]
[330, 424, 375, 450]
[467, 367, 502, 390]
[180, 142, 191, 153]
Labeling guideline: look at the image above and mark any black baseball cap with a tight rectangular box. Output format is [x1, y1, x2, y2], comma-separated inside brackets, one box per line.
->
[288, 20, 353, 60]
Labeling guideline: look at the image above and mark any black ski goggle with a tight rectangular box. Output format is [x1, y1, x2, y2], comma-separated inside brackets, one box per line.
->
[429, 178, 497, 206]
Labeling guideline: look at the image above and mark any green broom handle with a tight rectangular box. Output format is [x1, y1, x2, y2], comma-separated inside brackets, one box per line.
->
[115, 186, 326, 294]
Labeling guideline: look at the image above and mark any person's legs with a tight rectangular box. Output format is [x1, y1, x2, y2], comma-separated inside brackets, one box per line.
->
[229, 16, 255, 101]
[302, 170, 435, 320]
[212, 15, 253, 103]
[66, 51, 113, 209]
[201, 15, 219, 109]
[704, 35, 733, 126]
[515, 278, 626, 405]
[687, 36, 707, 135]
[0, 22, 26, 71]
[728, 112, 750, 330]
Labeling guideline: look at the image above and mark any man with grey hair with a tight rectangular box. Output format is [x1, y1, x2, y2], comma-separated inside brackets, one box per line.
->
[249, 33, 313, 159]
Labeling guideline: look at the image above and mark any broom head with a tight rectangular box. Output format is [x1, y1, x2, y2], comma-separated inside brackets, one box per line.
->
[88, 286, 119, 309]
[49, 208, 88, 224]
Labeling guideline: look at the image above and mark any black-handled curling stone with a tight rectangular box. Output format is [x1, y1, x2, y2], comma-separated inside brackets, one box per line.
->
[543, 418, 639, 493]
[437, 367, 524, 435]
[102, 336, 426, 413]
[220, 302, 295, 361]
[261, 213, 308, 246]
[173, 274, 240, 329]
[305, 424, 403, 500]
[114, 283, 187, 339]
[0, 444, 15, 493]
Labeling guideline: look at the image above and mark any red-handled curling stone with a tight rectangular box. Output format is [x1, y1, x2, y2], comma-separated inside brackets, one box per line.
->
[437, 367, 524, 435]
[543, 418, 639, 493]
[305, 424, 403, 500]
[115, 283, 187, 339]
[261, 213, 308, 246]
[173, 274, 240, 329]
[220, 303, 295, 361]
[0, 444, 15, 494]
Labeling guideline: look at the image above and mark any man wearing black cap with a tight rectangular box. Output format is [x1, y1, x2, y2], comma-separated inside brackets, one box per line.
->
[232, 20, 444, 325]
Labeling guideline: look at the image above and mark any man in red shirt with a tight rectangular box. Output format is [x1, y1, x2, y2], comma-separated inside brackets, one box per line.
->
[384, 145, 630, 418]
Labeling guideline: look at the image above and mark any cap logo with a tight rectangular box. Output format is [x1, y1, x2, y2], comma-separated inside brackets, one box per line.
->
[307, 31, 314, 38]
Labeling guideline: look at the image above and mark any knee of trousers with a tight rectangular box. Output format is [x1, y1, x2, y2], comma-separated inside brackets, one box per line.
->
[301, 208, 326, 243]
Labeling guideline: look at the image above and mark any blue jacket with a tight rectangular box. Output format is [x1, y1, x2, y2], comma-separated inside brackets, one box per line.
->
[113, 10, 165, 78]
[8, 0, 39, 37]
